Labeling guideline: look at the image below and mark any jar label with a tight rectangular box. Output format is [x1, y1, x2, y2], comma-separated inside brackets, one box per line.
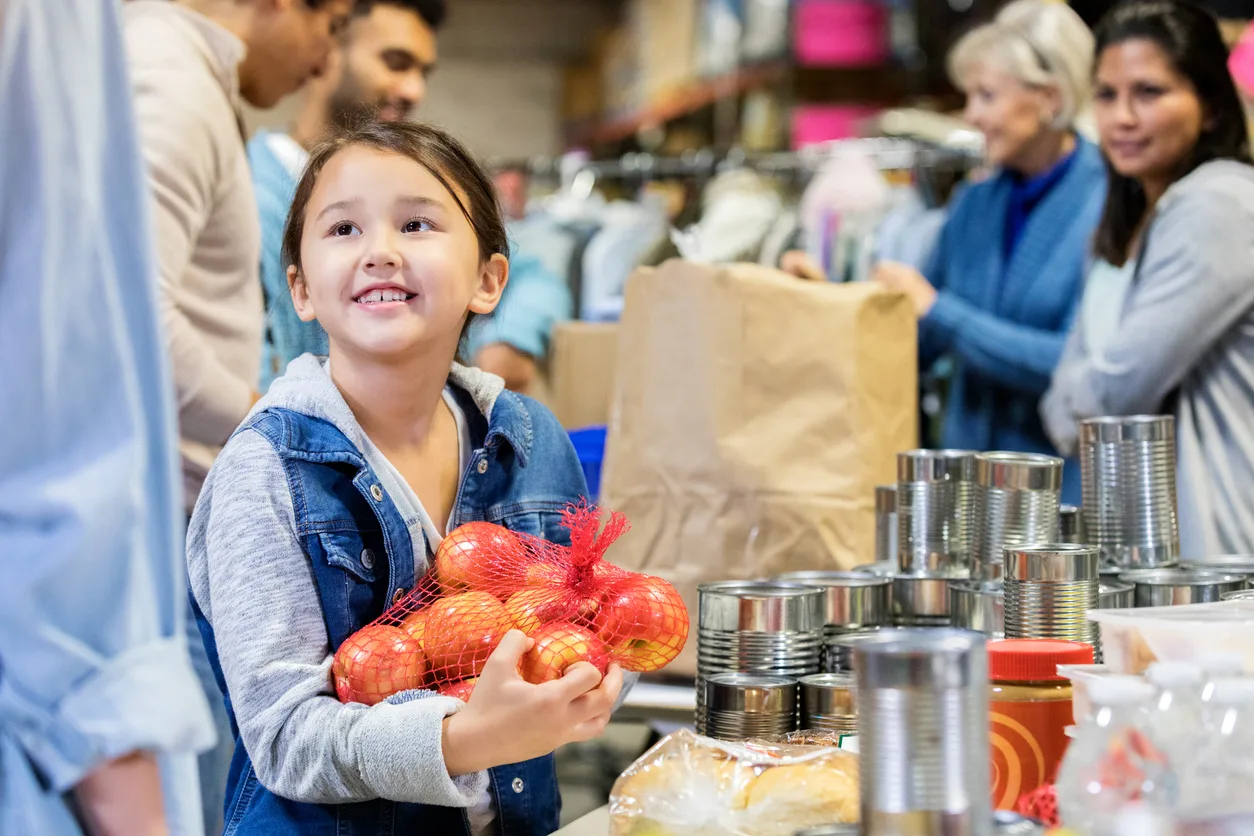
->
[989, 697, 1074, 810]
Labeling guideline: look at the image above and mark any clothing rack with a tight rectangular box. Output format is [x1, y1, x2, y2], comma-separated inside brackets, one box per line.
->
[493, 137, 982, 189]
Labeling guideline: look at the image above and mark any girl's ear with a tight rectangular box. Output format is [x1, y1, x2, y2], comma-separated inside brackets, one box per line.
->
[468, 253, 509, 315]
[288, 266, 317, 322]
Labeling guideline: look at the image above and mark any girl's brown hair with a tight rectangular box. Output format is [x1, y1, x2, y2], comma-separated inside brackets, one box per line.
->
[281, 120, 509, 274]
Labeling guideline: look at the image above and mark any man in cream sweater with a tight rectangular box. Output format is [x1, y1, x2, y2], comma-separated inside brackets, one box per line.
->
[124, 1, 351, 832]
[126, 0, 351, 516]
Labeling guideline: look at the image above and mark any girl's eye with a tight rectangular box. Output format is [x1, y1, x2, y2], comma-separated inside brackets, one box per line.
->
[330, 222, 359, 237]
[403, 218, 433, 234]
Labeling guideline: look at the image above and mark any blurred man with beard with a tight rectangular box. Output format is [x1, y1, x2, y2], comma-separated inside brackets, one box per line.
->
[251, 0, 572, 395]
[249, 0, 444, 389]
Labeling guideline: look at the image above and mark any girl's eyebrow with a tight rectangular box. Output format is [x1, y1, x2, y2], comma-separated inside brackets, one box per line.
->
[315, 198, 361, 223]
[396, 195, 445, 211]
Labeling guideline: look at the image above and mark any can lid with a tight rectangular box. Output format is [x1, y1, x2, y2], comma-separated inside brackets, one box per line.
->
[988, 639, 1094, 682]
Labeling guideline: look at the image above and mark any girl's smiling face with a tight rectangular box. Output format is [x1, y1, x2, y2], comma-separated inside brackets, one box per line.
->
[288, 144, 508, 361]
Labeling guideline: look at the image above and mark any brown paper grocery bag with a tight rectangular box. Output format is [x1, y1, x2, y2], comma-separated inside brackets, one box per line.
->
[600, 260, 917, 676]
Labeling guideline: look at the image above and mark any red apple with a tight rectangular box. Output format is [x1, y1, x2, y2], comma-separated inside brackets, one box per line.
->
[593, 575, 689, 673]
[523, 560, 568, 587]
[519, 622, 610, 684]
[332, 624, 427, 706]
[435, 522, 523, 595]
[504, 587, 579, 634]
[422, 591, 513, 681]
[400, 609, 429, 651]
[438, 678, 478, 702]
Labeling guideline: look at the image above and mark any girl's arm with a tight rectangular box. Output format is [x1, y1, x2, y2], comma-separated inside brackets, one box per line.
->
[190, 430, 489, 805]
[1040, 187, 1254, 437]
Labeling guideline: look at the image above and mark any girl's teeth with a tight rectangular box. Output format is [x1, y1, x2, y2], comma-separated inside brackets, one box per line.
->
[358, 289, 411, 304]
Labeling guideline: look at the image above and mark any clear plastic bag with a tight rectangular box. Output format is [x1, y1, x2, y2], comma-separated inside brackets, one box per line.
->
[609, 728, 859, 836]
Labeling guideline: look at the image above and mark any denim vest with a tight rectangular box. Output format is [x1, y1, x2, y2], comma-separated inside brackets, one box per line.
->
[194, 385, 588, 835]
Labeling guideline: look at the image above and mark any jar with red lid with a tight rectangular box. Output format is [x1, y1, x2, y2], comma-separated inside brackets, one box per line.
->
[987, 638, 1094, 810]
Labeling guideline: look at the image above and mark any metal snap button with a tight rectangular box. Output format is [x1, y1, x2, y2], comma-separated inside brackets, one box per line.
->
[392, 588, 407, 605]
[360, 549, 375, 569]
[511, 777, 524, 794]
[476, 458, 489, 475]
[370, 484, 384, 502]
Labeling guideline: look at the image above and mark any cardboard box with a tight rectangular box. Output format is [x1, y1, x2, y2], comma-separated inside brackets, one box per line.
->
[632, 0, 700, 105]
[548, 322, 620, 431]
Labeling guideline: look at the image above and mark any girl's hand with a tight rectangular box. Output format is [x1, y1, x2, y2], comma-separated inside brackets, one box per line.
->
[441, 630, 624, 776]
[872, 261, 938, 318]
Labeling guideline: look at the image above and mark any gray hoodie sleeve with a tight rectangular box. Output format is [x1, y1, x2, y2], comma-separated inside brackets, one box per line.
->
[188, 429, 490, 806]
[1042, 183, 1254, 452]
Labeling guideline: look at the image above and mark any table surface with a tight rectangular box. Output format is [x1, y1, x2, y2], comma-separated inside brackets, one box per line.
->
[553, 805, 609, 835]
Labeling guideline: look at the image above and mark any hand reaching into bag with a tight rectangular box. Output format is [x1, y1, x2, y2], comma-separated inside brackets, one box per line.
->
[441, 630, 624, 776]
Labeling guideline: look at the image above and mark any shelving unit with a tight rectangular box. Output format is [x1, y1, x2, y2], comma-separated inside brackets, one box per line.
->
[563, 60, 789, 147]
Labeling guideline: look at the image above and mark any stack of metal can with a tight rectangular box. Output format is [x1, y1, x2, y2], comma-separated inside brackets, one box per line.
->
[694, 582, 823, 734]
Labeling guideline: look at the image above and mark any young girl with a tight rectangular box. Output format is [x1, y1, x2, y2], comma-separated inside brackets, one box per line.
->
[187, 121, 623, 835]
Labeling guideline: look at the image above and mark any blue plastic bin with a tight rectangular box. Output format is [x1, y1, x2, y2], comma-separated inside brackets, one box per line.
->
[567, 426, 607, 499]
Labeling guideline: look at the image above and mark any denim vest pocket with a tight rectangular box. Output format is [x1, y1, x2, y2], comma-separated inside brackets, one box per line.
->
[489, 505, 570, 544]
[311, 529, 389, 648]
[319, 530, 380, 583]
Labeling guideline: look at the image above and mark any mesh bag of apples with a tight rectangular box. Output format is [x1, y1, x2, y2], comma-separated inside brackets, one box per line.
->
[332, 503, 690, 705]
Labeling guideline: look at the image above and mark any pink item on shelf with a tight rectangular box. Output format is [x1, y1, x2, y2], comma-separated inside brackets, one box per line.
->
[792, 105, 882, 148]
[794, 0, 889, 67]
[1230, 26, 1254, 99]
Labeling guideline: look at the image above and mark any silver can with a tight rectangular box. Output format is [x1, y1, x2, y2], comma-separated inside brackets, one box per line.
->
[893, 573, 957, 626]
[897, 449, 977, 575]
[1080, 415, 1179, 569]
[1222, 589, 1254, 601]
[799, 672, 858, 736]
[853, 561, 898, 577]
[1058, 504, 1086, 544]
[855, 629, 991, 836]
[971, 452, 1064, 581]
[1004, 544, 1101, 657]
[1121, 569, 1247, 607]
[1098, 580, 1135, 609]
[774, 570, 892, 637]
[950, 579, 1006, 637]
[876, 484, 899, 566]
[823, 628, 900, 674]
[1180, 555, 1254, 578]
[703, 673, 798, 741]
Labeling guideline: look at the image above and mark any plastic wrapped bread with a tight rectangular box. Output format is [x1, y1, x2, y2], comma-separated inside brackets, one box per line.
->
[609, 728, 859, 836]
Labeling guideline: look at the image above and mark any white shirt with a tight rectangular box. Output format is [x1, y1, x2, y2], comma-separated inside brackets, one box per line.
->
[323, 364, 494, 834]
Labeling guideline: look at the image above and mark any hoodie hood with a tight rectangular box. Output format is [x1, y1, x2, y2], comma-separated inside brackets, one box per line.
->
[252, 354, 506, 455]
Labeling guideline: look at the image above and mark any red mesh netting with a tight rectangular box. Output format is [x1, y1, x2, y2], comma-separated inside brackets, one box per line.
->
[1014, 784, 1059, 828]
[331, 502, 690, 705]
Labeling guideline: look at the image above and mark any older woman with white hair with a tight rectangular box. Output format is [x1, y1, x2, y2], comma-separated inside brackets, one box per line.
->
[873, 0, 1105, 503]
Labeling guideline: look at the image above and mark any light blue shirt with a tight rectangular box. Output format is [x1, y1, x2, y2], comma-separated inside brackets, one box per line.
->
[0, 0, 216, 833]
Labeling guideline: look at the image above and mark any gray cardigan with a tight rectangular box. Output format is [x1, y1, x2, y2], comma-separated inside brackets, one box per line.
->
[1042, 160, 1254, 556]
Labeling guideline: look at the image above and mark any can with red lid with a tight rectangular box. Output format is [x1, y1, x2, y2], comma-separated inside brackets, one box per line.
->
[987, 638, 1094, 810]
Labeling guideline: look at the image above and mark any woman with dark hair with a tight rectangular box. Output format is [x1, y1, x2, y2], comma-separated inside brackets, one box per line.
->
[1043, 0, 1254, 554]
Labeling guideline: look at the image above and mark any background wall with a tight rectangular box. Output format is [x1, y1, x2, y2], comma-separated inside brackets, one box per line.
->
[244, 0, 621, 159]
